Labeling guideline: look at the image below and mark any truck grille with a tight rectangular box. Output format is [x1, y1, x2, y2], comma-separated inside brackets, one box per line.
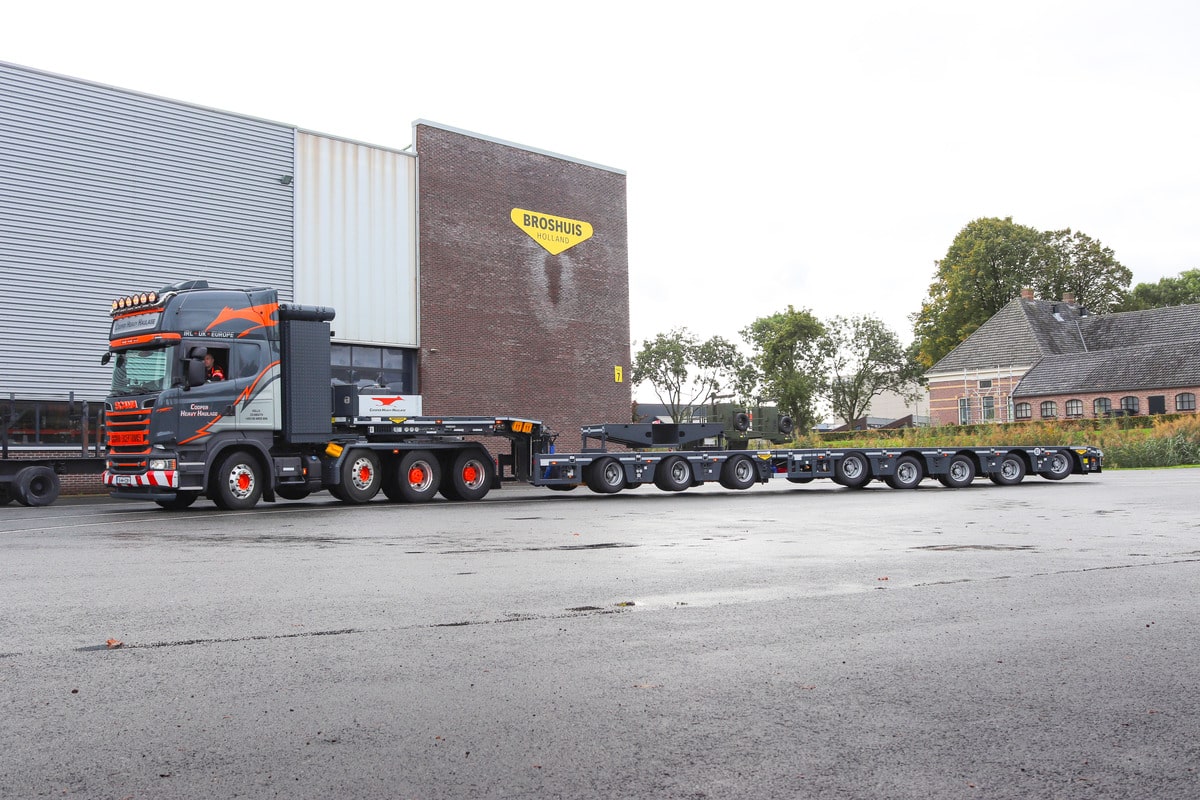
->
[106, 404, 152, 471]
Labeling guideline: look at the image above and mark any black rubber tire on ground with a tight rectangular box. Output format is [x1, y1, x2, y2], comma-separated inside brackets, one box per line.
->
[388, 450, 441, 503]
[585, 457, 625, 494]
[156, 491, 199, 510]
[14, 465, 61, 507]
[439, 450, 494, 501]
[0, 483, 14, 505]
[548, 484, 579, 492]
[653, 456, 691, 492]
[275, 485, 311, 501]
[1041, 449, 1073, 481]
[834, 453, 871, 489]
[719, 455, 757, 490]
[989, 453, 1027, 486]
[883, 455, 923, 490]
[336, 449, 382, 504]
[211, 450, 263, 510]
[938, 454, 977, 488]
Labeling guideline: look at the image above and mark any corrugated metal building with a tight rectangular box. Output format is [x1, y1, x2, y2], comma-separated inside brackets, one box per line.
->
[0, 61, 629, 453]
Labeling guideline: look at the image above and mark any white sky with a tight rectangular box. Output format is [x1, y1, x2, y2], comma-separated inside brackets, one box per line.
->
[4, 1, 1198, 355]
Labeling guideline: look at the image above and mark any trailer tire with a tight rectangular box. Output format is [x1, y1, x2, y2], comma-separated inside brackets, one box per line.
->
[211, 451, 263, 510]
[883, 456, 923, 490]
[156, 491, 199, 510]
[834, 453, 870, 489]
[938, 455, 976, 488]
[440, 450, 494, 502]
[989, 454, 1026, 486]
[14, 466, 60, 507]
[387, 451, 441, 503]
[335, 449, 382, 504]
[719, 455, 757, 490]
[585, 457, 625, 494]
[0, 484, 12, 505]
[654, 456, 691, 492]
[1042, 450, 1073, 481]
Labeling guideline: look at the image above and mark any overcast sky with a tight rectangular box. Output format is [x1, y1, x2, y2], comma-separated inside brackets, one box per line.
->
[4, 1, 1198, 352]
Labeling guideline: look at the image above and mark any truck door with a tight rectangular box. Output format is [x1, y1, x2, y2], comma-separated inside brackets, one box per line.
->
[228, 340, 280, 432]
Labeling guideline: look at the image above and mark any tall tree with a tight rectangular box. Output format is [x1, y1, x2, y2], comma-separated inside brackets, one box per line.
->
[1036, 229, 1131, 313]
[631, 329, 748, 423]
[1114, 268, 1200, 311]
[740, 306, 827, 432]
[822, 315, 925, 428]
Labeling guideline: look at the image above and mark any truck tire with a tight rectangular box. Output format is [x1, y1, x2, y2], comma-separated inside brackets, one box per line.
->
[883, 456, 923, 489]
[834, 453, 870, 489]
[989, 454, 1026, 486]
[1041, 450, 1073, 481]
[653, 456, 691, 492]
[387, 450, 441, 503]
[937, 455, 976, 488]
[14, 466, 60, 507]
[719, 455, 756, 490]
[440, 450, 494, 502]
[335, 449, 382, 504]
[0, 484, 12, 505]
[211, 451, 263, 510]
[156, 491, 199, 510]
[585, 457, 624, 494]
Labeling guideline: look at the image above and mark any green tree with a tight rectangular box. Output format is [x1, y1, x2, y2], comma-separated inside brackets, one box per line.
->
[1114, 268, 1200, 311]
[631, 329, 748, 422]
[1036, 229, 1131, 313]
[740, 306, 827, 432]
[822, 315, 925, 428]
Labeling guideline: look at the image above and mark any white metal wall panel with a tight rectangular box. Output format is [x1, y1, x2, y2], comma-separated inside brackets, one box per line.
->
[295, 133, 417, 347]
[0, 62, 294, 399]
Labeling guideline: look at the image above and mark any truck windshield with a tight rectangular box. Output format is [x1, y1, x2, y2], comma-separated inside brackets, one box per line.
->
[110, 347, 174, 396]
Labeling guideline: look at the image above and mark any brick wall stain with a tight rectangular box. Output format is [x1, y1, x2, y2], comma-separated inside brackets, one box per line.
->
[416, 125, 630, 440]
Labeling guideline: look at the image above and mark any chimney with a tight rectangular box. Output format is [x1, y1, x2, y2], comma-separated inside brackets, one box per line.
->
[1020, 287, 1035, 300]
[1062, 291, 1076, 304]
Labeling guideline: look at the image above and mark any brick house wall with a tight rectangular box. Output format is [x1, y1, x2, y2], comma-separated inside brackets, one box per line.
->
[415, 124, 630, 441]
[1013, 387, 1200, 420]
[928, 372, 1026, 425]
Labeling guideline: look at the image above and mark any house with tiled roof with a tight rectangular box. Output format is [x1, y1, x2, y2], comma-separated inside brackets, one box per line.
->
[925, 288, 1200, 425]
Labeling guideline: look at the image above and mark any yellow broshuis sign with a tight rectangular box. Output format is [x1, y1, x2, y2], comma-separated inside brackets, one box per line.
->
[510, 208, 594, 255]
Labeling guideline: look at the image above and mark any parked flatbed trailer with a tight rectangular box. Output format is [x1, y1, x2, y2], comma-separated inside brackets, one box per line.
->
[0, 455, 106, 506]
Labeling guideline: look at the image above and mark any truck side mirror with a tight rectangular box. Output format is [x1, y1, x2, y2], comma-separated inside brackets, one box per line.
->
[185, 358, 206, 389]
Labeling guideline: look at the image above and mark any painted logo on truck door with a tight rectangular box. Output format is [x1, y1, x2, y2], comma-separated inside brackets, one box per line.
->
[510, 209, 594, 255]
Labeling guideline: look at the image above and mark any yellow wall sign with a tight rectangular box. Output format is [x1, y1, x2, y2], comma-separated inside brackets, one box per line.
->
[614, 365, 623, 383]
[511, 208, 594, 255]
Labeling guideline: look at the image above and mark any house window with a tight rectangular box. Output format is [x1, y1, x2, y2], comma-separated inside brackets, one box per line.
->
[978, 379, 993, 389]
[982, 396, 995, 420]
[1014, 402, 1032, 420]
[1065, 399, 1083, 418]
[1093, 397, 1111, 416]
[1177, 393, 1197, 412]
[1040, 401, 1058, 419]
[1120, 396, 1140, 415]
[958, 398, 970, 425]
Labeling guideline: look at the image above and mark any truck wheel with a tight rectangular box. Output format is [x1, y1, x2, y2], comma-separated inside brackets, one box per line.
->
[156, 491, 199, 510]
[0, 484, 12, 505]
[1041, 450, 1073, 481]
[883, 456, 923, 489]
[14, 466, 60, 507]
[834, 453, 870, 489]
[440, 450, 494, 501]
[938, 455, 976, 488]
[275, 486, 311, 501]
[719, 455, 757, 490]
[585, 457, 625, 494]
[989, 454, 1026, 486]
[653, 456, 691, 492]
[337, 449, 382, 504]
[212, 451, 262, 510]
[387, 450, 441, 503]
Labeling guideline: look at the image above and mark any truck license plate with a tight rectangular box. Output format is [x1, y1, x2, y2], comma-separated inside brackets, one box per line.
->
[114, 475, 135, 486]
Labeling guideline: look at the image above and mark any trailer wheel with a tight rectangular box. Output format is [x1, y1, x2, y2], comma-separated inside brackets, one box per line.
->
[0, 484, 12, 505]
[212, 451, 263, 510]
[440, 450, 494, 502]
[14, 466, 60, 507]
[334, 449, 382, 504]
[654, 456, 691, 492]
[834, 453, 870, 489]
[989, 454, 1026, 486]
[1041, 450, 1073, 481]
[156, 491, 199, 510]
[387, 451, 441, 503]
[719, 455, 757, 490]
[938, 455, 976, 488]
[884, 456, 923, 490]
[585, 457, 625, 494]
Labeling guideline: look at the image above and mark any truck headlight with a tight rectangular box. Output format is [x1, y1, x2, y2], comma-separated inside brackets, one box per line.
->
[148, 458, 177, 471]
